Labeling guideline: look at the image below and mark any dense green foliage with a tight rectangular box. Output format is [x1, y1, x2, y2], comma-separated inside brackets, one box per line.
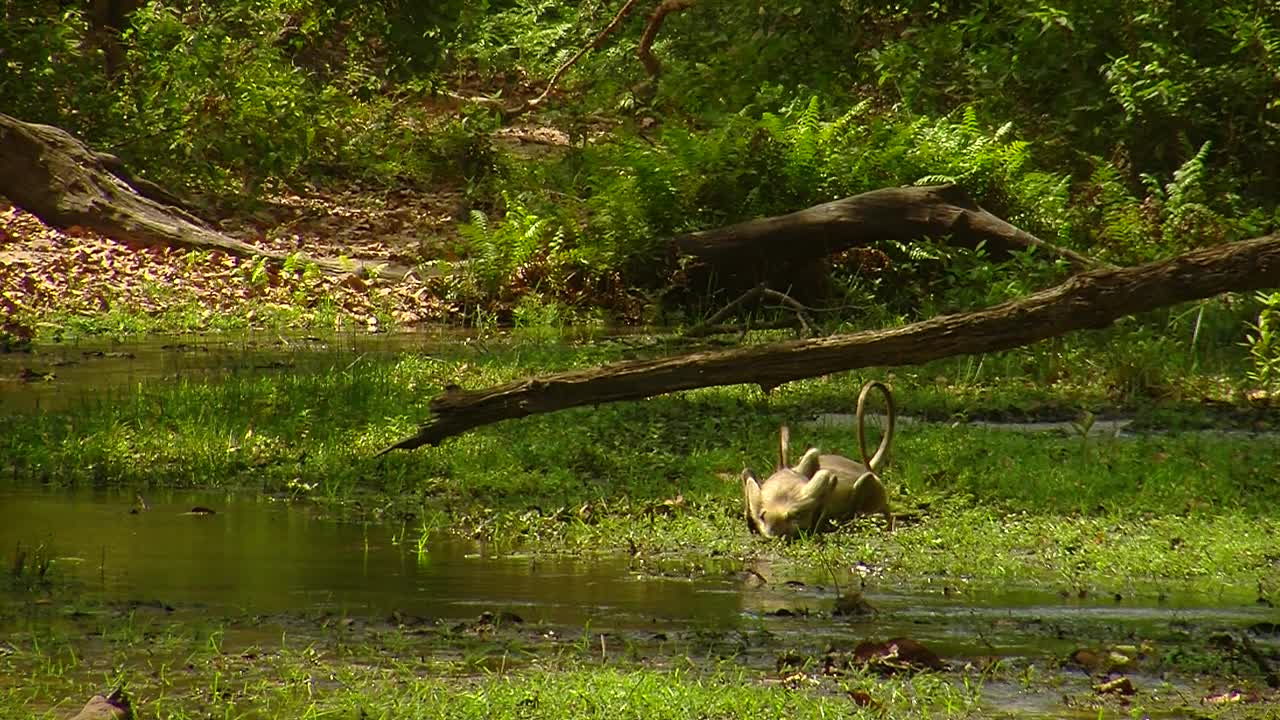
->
[3, 1, 1279, 370]
[5, 2, 1275, 237]
[5, 8, 1280, 715]
[2, 0, 498, 193]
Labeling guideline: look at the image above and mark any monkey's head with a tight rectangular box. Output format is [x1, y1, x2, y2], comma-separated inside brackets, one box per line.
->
[742, 448, 837, 539]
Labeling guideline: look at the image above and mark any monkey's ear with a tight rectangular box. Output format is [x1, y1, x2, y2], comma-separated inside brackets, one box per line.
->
[742, 469, 763, 534]
[777, 425, 790, 470]
[792, 447, 821, 477]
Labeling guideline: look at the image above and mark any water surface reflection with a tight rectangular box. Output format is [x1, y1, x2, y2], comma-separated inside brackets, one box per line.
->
[0, 486, 743, 628]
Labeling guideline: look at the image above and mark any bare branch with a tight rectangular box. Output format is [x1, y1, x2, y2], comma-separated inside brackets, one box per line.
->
[502, 0, 645, 120]
[638, 0, 695, 82]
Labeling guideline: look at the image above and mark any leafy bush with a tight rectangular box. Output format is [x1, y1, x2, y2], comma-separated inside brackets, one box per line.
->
[3, 0, 1277, 335]
[0, 0, 495, 194]
[864, 2, 1280, 201]
[444, 98, 1085, 320]
[1245, 291, 1280, 394]
[0, 4, 112, 134]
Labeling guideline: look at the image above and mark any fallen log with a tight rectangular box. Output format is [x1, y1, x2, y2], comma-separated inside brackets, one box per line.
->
[0, 112, 407, 280]
[670, 183, 1104, 293]
[382, 233, 1280, 452]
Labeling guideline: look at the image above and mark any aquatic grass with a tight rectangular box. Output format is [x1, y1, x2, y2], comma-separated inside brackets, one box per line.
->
[889, 424, 1280, 515]
[837, 507, 1280, 595]
[3, 334, 1279, 591]
[347, 667, 874, 720]
[0, 613, 982, 720]
[3, 584, 1275, 719]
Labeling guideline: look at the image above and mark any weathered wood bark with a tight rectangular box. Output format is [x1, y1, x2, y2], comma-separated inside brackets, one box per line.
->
[671, 184, 1103, 293]
[0, 112, 406, 279]
[382, 233, 1280, 452]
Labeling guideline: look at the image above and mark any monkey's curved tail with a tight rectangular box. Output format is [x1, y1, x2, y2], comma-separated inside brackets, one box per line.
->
[855, 381, 896, 473]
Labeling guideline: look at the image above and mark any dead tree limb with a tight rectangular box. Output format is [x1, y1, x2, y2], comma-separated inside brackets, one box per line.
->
[0, 112, 407, 280]
[381, 233, 1280, 452]
[670, 183, 1104, 294]
[459, 0, 690, 116]
[637, 0, 695, 81]
[760, 287, 818, 334]
[448, 0, 690, 115]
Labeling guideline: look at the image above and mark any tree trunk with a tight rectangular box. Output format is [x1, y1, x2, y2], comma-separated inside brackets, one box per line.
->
[670, 184, 1103, 294]
[0, 112, 407, 279]
[87, 0, 142, 78]
[382, 233, 1280, 452]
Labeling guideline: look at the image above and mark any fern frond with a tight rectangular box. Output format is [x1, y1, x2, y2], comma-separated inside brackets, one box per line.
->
[1166, 141, 1212, 208]
[916, 174, 958, 186]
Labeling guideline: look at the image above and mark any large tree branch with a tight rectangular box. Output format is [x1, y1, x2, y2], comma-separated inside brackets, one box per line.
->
[637, 0, 694, 81]
[670, 184, 1104, 294]
[381, 233, 1280, 452]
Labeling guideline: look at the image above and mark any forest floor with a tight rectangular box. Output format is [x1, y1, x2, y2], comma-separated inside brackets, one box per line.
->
[0, 186, 452, 335]
[0, 123, 577, 337]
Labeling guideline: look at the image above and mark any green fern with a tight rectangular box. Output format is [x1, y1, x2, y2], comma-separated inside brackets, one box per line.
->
[915, 174, 958, 186]
[1165, 141, 1212, 210]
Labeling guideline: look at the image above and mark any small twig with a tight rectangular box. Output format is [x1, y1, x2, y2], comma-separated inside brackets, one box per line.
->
[342, 352, 367, 374]
[685, 320, 801, 338]
[444, 91, 507, 109]
[759, 288, 817, 335]
[684, 283, 820, 337]
[697, 283, 766, 328]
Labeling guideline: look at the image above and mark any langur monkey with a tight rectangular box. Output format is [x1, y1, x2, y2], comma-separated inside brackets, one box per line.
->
[742, 381, 896, 538]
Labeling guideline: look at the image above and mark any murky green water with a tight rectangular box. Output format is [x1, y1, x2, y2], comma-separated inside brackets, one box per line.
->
[0, 486, 748, 628]
[4, 335, 1276, 716]
[2, 486, 1272, 649]
[3, 486, 1276, 718]
[0, 331, 466, 412]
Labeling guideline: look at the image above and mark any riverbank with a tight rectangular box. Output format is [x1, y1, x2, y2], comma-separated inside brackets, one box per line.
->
[4, 333, 1279, 718]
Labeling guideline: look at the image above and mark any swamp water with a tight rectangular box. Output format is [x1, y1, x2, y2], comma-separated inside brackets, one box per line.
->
[2, 486, 1277, 718]
[2, 486, 1273, 648]
[0, 331, 474, 413]
[3, 336, 1278, 715]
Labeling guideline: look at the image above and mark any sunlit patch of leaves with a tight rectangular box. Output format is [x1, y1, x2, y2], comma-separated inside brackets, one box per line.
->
[0, 204, 455, 336]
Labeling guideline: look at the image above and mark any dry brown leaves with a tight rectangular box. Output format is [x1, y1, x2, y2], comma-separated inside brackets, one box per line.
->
[0, 191, 465, 332]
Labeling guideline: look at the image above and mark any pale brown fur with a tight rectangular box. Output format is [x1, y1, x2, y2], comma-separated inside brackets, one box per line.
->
[743, 381, 896, 538]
